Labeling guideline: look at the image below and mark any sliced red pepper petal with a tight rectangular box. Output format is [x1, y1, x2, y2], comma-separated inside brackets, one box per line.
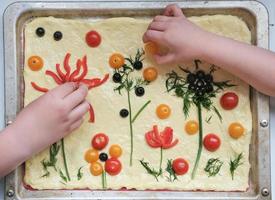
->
[145, 131, 162, 148]
[152, 125, 162, 145]
[64, 53, 71, 81]
[55, 63, 65, 81]
[160, 127, 173, 146]
[45, 70, 63, 85]
[88, 103, 95, 123]
[69, 59, 82, 81]
[74, 56, 88, 82]
[162, 138, 179, 149]
[31, 82, 48, 93]
[81, 73, 109, 89]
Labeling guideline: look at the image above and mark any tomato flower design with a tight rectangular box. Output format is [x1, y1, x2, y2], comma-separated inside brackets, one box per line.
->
[140, 125, 179, 180]
[145, 125, 179, 149]
[31, 53, 109, 123]
[84, 133, 122, 189]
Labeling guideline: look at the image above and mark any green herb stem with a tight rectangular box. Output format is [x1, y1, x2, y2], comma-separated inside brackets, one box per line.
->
[131, 100, 151, 123]
[126, 87, 134, 166]
[102, 170, 107, 189]
[61, 138, 71, 181]
[191, 103, 203, 179]
[159, 147, 163, 174]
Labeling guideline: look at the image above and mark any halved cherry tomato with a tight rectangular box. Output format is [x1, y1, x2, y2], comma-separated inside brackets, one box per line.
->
[91, 133, 109, 150]
[84, 148, 99, 163]
[185, 120, 199, 135]
[228, 122, 244, 139]
[143, 67, 158, 82]
[109, 144, 122, 158]
[105, 158, 122, 176]
[144, 42, 158, 55]
[109, 53, 125, 69]
[220, 92, 239, 110]
[86, 30, 101, 47]
[90, 161, 103, 176]
[28, 56, 43, 71]
[156, 104, 171, 119]
[203, 133, 221, 152]
[172, 158, 189, 175]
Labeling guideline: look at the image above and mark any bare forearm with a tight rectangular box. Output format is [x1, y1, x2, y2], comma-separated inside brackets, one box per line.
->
[0, 125, 31, 177]
[201, 32, 275, 96]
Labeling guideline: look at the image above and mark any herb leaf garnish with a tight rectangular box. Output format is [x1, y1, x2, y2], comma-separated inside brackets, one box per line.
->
[204, 158, 223, 177]
[165, 159, 178, 182]
[41, 143, 60, 177]
[230, 153, 243, 180]
[139, 159, 162, 181]
[77, 166, 84, 181]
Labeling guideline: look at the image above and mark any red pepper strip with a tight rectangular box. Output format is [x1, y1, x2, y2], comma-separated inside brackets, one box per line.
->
[88, 103, 95, 123]
[56, 64, 66, 81]
[81, 73, 109, 89]
[74, 56, 88, 82]
[160, 127, 173, 145]
[69, 59, 82, 81]
[145, 131, 161, 148]
[162, 138, 179, 149]
[46, 70, 63, 85]
[31, 82, 48, 93]
[63, 53, 71, 81]
[152, 125, 162, 145]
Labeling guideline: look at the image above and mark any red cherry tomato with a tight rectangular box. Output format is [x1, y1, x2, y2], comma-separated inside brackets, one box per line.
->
[203, 134, 221, 152]
[220, 92, 239, 110]
[105, 158, 122, 176]
[86, 30, 101, 47]
[91, 133, 109, 150]
[172, 158, 189, 175]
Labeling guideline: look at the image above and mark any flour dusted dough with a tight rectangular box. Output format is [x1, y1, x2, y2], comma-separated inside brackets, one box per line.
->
[24, 15, 252, 191]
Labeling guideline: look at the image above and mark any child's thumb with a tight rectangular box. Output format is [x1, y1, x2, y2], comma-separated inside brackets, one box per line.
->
[154, 53, 175, 65]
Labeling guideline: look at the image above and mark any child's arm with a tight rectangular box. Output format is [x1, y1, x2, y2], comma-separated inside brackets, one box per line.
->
[143, 4, 275, 96]
[0, 83, 89, 177]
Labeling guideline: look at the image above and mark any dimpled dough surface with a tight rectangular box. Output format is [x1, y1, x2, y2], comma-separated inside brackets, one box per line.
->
[24, 15, 252, 191]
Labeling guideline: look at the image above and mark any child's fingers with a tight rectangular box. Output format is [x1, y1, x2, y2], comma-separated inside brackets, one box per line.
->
[153, 15, 170, 22]
[163, 4, 184, 17]
[148, 21, 167, 31]
[69, 117, 84, 132]
[64, 84, 88, 109]
[154, 53, 175, 65]
[143, 30, 164, 44]
[68, 101, 89, 122]
[51, 82, 78, 98]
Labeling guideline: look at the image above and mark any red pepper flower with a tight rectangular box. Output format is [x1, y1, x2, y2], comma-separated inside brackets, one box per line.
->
[31, 53, 109, 123]
[145, 125, 179, 149]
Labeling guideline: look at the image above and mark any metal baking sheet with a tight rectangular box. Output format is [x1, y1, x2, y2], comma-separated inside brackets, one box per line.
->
[3, 1, 271, 199]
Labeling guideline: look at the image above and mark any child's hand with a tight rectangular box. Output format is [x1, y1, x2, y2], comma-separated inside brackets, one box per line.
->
[12, 82, 89, 155]
[143, 4, 209, 64]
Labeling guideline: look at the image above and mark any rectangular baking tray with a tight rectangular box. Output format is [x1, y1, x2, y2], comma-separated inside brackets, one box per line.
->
[3, 1, 271, 199]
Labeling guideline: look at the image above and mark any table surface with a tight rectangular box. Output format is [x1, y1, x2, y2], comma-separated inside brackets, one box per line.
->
[0, 0, 274, 199]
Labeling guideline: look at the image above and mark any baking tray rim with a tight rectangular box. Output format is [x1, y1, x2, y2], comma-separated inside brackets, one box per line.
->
[3, 1, 271, 200]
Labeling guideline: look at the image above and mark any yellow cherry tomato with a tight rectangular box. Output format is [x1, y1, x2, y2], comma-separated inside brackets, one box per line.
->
[144, 42, 158, 55]
[28, 56, 44, 71]
[185, 120, 199, 135]
[109, 144, 122, 158]
[109, 53, 125, 69]
[143, 67, 158, 82]
[228, 122, 245, 139]
[90, 162, 103, 176]
[84, 148, 99, 163]
[156, 104, 171, 119]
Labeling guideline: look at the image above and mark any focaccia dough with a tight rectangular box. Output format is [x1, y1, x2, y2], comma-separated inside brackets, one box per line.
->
[24, 15, 252, 191]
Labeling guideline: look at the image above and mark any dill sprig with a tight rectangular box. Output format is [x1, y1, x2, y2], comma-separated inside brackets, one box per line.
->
[139, 159, 162, 181]
[230, 153, 243, 180]
[165, 159, 178, 182]
[204, 158, 223, 177]
[59, 169, 67, 183]
[77, 166, 84, 181]
[41, 143, 60, 177]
